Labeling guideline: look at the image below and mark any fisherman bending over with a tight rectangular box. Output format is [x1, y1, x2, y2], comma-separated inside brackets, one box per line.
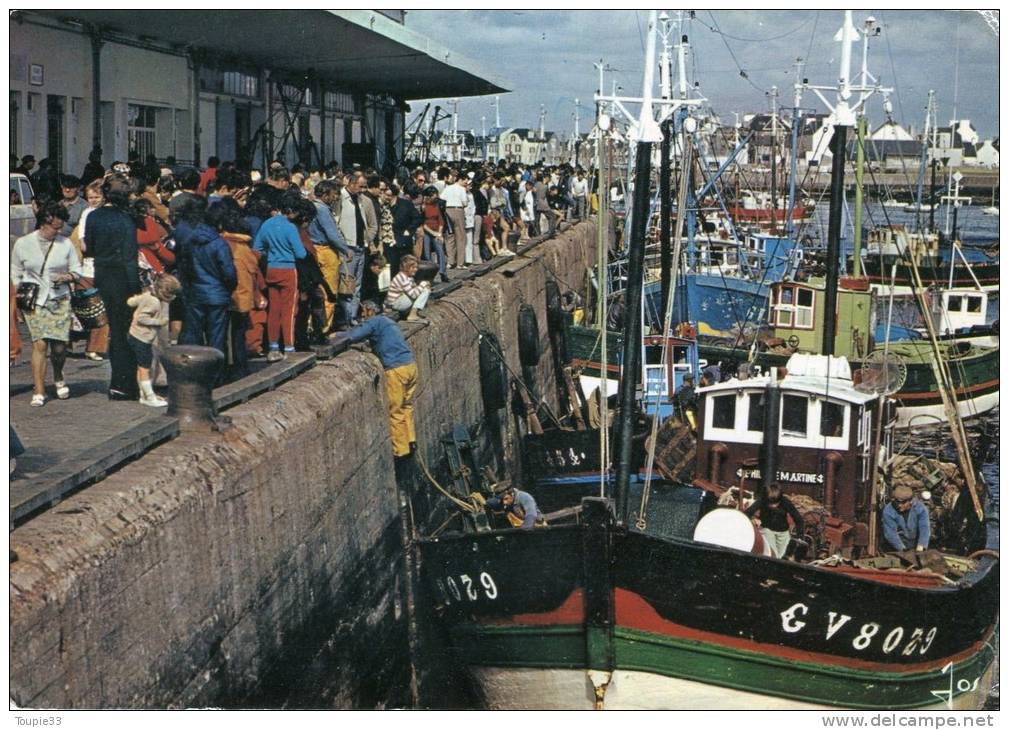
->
[482, 486, 541, 530]
[882, 484, 930, 553]
[338, 300, 417, 459]
[746, 483, 805, 559]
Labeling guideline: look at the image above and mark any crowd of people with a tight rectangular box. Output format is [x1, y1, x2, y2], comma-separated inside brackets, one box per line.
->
[10, 148, 596, 409]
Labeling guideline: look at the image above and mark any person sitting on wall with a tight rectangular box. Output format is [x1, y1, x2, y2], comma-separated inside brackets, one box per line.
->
[882, 484, 930, 553]
[477, 485, 541, 530]
[746, 483, 805, 559]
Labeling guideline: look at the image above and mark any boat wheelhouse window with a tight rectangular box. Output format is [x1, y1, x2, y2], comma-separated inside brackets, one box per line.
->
[781, 394, 808, 436]
[795, 288, 814, 327]
[819, 401, 845, 438]
[645, 345, 663, 364]
[747, 394, 764, 431]
[966, 296, 983, 313]
[772, 284, 814, 330]
[947, 295, 963, 312]
[712, 394, 736, 429]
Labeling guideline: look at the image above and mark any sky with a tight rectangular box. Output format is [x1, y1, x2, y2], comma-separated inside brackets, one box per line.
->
[403, 10, 1000, 140]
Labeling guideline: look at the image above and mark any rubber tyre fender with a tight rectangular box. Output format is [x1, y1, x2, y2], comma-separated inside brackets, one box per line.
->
[479, 331, 508, 411]
[517, 304, 541, 367]
[544, 279, 570, 364]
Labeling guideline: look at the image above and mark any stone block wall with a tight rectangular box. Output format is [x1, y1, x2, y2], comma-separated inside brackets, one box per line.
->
[9, 221, 598, 708]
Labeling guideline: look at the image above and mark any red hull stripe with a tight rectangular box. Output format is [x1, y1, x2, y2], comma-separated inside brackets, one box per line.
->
[898, 377, 1000, 402]
[613, 589, 989, 674]
[478, 588, 990, 675]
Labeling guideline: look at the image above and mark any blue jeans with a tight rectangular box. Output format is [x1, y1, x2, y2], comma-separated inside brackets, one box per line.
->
[341, 247, 366, 325]
[423, 233, 446, 276]
[181, 302, 230, 357]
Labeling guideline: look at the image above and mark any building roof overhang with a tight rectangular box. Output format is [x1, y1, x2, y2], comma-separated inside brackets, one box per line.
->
[31, 9, 511, 100]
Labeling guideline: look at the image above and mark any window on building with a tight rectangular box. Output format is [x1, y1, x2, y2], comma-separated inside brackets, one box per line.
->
[127, 104, 158, 162]
[819, 401, 845, 438]
[781, 394, 808, 436]
[746, 394, 764, 432]
[712, 394, 735, 429]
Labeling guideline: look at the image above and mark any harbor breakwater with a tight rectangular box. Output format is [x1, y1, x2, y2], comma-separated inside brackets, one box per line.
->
[9, 221, 600, 708]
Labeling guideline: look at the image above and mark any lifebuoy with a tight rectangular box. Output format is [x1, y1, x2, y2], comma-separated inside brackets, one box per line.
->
[479, 332, 508, 411]
[518, 304, 541, 367]
[787, 335, 800, 349]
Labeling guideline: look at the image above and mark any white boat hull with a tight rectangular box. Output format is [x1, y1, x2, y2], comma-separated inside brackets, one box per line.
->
[895, 389, 1000, 429]
[471, 665, 994, 710]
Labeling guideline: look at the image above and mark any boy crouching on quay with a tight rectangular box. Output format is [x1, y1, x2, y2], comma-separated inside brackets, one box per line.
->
[386, 255, 430, 322]
[127, 274, 182, 407]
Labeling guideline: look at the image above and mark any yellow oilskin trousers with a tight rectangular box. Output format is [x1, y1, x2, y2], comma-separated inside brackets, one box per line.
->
[386, 362, 418, 457]
[315, 245, 342, 331]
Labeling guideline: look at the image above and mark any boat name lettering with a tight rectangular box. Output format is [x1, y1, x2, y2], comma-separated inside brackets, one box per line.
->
[779, 603, 938, 655]
[435, 572, 498, 606]
[735, 468, 824, 484]
[543, 448, 588, 469]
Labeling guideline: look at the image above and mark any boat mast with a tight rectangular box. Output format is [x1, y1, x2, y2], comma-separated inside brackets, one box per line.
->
[913, 91, 935, 233]
[769, 85, 778, 231]
[658, 12, 675, 321]
[614, 10, 663, 525]
[785, 59, 804, 240]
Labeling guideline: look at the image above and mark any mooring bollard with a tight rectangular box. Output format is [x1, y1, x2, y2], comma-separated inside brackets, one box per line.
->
[162, 345, 231, 432]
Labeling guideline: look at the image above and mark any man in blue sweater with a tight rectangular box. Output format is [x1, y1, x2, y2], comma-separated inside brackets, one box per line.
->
[882, 484, 931, 553]
[337, 301, 417, 458]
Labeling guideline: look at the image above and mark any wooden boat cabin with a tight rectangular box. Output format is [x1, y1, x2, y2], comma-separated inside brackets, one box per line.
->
[693, 353, 880, 555]
[768, 276, 874, 359]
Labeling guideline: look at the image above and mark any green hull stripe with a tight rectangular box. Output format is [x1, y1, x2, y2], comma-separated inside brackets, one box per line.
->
[453, 624, 996, 709]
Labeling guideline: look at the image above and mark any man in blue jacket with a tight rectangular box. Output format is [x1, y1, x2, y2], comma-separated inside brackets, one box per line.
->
[176, 198, 238, 359]
[309, 179, 349, 332]
[882, 484, 931, 553]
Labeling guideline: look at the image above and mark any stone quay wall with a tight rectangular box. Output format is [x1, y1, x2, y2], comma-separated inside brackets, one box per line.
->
[10, 221, 599, 708]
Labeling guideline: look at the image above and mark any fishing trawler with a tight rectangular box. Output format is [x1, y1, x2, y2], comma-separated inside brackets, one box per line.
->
[415, 11, 998, 711]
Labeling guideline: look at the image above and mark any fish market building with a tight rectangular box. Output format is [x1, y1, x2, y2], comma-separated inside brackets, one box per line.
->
[9, 9, 508, 174]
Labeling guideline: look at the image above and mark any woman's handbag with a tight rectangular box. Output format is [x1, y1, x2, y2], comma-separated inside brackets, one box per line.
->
[337, 271, 357, 296]
[15, 239, 56, 313]
[71, 286, 108, 329]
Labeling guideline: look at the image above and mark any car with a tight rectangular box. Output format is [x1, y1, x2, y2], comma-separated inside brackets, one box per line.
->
[10, 173, 35, 245]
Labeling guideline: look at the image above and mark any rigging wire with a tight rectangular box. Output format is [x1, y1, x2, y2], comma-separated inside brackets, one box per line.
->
[706, 11, 767, 95]
[693, 12, 812, 43]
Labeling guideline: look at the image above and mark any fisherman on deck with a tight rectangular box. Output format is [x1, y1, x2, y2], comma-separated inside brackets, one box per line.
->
[482, 485, 541, 530]
[882, 484, 931, 553]
[338, 300, 417, 459]
[672, 373, 698, 430]
[746, 483, 805, 559]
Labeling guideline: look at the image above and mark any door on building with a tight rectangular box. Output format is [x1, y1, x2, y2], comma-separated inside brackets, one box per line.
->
[235, 106, 251, 165]
[47, 95, 65, 172]
[127, 104, 158, 163]
[101, 102, 116, 163]
[297, 114, 311, 166]
[10, 91, 20, 156]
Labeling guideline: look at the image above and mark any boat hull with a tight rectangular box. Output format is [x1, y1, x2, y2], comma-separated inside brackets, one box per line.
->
[645, 274, 768, 337]
[470, 662, 995, 710]
[420, 510, 999, 710]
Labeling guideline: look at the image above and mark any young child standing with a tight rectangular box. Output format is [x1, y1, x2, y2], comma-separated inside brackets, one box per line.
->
[127, 274, 182, 407]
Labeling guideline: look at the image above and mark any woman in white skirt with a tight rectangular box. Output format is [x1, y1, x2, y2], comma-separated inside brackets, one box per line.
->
[10, 203, 84, 406]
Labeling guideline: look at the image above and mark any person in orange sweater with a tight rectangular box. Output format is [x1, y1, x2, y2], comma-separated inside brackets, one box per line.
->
[208, 200, 265, 379]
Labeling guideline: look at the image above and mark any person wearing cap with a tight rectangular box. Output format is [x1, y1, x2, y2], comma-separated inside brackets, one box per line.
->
[746, 483, 805, 559]
[672, 372, 698, 429]
[882, 485, 931, 553]
[482, 486, 541, 530]
[15, 155, 36, 177]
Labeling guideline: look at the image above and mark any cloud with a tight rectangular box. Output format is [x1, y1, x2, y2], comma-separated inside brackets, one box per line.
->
[405, 10, 999, 139]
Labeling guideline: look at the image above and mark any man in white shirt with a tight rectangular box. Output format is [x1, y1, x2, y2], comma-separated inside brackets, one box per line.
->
[440, 175, 469, 269]
[571, 170, 589, 220]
